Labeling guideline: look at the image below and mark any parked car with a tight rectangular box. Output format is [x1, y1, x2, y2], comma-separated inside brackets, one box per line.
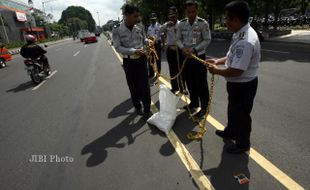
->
[84, 33, 98, 44]
[0, 45, 12, 68]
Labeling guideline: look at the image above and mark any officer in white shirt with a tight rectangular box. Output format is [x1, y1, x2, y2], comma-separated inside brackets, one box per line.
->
[160, 6, 185, 93]
[208, 1, 261, 154]
[176, 0, 211, 118]
[113, 4, 153, 120]
[147, 13, 163, 78]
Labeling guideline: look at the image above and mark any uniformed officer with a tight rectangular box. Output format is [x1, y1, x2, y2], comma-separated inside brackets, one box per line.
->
[176, 0, 211, 118]
[160, 6, 185, 93]
[112, 4, 153, 120]
[147, 13, 163, 78]
[208, 1, 260, 154]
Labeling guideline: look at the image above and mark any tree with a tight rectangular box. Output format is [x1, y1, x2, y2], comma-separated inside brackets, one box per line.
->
[31, 12, 47, 27]
[59, 6, 96, 32]
[46, 22, 69, 37]
[67, 17, 88, 34]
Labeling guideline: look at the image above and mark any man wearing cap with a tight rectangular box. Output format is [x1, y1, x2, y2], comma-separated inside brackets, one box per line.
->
[112, 4, 153, 120]
[176, 0, 211, 118]
[160, 7, 185, 94]
[147, 13, 163, 79]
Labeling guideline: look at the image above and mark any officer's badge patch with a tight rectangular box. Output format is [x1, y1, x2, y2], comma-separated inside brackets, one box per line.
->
[236, 48, 243, 58]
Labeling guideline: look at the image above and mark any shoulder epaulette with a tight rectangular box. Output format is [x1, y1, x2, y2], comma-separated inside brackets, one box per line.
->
[180, 18, 187, 22]
[114, 23, 120, 28]
[239, 32, 245, 40]
[197, 18, 205, 22]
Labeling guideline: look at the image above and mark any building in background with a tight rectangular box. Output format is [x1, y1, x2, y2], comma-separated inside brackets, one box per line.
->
[0, 0, 47, 43]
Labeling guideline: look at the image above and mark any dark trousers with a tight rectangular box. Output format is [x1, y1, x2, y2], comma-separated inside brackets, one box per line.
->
[148, 41, 161, 78]
[225, 77, 258, 149]
[39, 55, 50, 70]
[123, 56, 151, 114]
[184, 54, 209, 111]
[166, 47, 185, 92]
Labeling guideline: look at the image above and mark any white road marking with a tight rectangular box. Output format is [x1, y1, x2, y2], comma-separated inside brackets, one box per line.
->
[73, 51, 80, 57]
[46, 70, 57, 79]
[32, 70, 57, 91]
[158, 77, 305, 190]
[262, 49, 290, 54]
[32, 80, 46, 91]
[150, 102, 214, 190]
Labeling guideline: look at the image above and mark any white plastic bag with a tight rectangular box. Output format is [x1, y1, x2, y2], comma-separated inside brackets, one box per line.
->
[147, 84, 179, 134]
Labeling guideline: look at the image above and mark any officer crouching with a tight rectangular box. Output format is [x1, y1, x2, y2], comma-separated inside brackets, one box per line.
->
[112, 4, 153, 120]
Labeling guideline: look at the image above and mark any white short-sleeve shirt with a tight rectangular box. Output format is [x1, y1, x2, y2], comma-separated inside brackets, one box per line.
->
[225, 23, 261, 82]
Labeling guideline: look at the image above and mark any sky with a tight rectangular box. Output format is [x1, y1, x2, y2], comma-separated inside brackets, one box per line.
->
[20, 0, 124, 25]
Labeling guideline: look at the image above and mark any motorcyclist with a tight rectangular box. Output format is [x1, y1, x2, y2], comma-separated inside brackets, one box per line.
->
[20, 34, 51, 74]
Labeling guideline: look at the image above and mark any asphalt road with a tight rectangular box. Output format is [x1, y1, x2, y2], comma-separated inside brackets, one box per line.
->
[0, 36, 309, 190]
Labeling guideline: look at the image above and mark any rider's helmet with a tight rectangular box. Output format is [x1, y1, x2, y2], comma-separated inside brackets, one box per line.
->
[25, 34, 36, 43]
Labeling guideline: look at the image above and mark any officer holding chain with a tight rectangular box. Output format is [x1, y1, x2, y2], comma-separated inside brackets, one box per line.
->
[208, 1, 261, 154]
[113, 4, 154, 120]
[160, 6, 186, 93]
[176, 0, 211, 118]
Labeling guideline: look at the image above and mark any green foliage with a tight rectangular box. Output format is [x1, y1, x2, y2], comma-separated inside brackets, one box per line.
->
[58, 6, 96, 32]
[5, 37, 63, 49]
[46, 23, 69, 37]
[67, 17, 88, 34]
[32, 13, 47, 27]
[5, 42, 25, 49]
[125, 0, 309, 30]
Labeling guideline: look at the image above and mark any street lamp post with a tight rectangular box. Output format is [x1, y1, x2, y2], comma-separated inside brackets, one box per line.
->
[96, 11, 101, 28]
[42, 0, 57, 18]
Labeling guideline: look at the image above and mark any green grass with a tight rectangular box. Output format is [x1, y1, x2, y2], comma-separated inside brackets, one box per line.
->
[6, 42, 24, 49]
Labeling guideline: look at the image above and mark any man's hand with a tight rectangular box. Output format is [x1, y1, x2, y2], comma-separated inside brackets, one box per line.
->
[148, 40, 155, 47]
[208, 64, 220, 75]
[148, 36, 155, 47]
[134, 48, 145, 55]
[206, 58, 218, 65]
[182, 48, 192, 57]
[167, 21, 174, 27]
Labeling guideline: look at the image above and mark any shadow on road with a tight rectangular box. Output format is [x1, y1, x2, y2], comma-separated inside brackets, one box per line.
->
[6, 81, 35, 93]
[155, 110, 199, 157]
[108, 98, 133, 118]
[203, 139, 250, 190]
[81, 99, 145, 167]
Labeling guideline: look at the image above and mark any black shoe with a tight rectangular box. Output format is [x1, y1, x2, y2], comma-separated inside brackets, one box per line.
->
[215, 130, 235, 140]
[226, 145, 250, 154]
[143, 112, 152, 121]
[135, 108, 143, 116]
[195, 110, 206, 118]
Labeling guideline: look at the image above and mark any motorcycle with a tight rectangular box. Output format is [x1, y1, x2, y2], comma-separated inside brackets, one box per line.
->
[24, 58, 51, 84]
